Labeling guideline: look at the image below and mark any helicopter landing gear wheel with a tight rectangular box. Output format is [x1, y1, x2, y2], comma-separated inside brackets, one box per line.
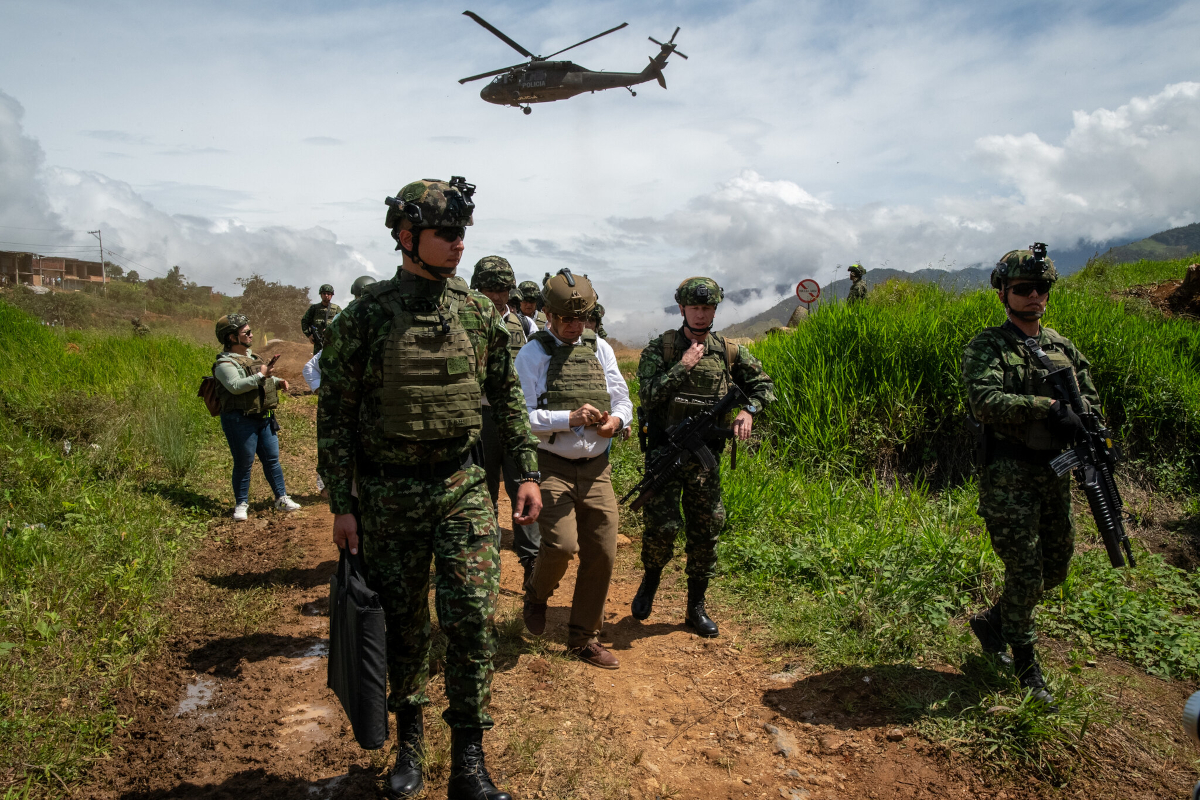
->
[522, 106, 532, 115]
[631, 91, 636, 96]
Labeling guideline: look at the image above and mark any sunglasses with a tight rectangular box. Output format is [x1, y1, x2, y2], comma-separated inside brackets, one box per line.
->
[239, 329, 253, 336]
[431, 226, 466, 243]
[1008, 281, 1052, 297]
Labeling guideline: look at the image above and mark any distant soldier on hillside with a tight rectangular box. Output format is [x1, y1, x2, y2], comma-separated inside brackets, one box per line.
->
[962, 243, 1102, 714]
[632, 277, 776, 638]
[847, 264, 868, 304]
[130, 317, 150, 337]
[301, 284, 341, 353]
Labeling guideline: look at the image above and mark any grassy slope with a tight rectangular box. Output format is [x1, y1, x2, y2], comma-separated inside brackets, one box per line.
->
[615, 256, 1200, 781]
[0, 302, 227, 794]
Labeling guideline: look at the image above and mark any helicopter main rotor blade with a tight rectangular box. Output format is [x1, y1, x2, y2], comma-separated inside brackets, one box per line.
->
[463, 10, 534, 58]
[458, 62, 527, 84]
[543, 22, 628, 59]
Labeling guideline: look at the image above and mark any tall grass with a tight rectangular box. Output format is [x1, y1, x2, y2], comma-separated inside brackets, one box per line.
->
[750, 280, 1200, 486]
[0, 301, 222, 790]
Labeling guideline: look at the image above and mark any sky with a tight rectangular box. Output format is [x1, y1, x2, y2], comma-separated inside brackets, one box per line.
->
[1, 0, 1199, 341]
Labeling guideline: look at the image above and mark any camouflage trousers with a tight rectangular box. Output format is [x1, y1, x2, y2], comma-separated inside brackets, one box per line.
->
[978, 456, 1075, 648]
[359, 464, 500, 730]
[640, 459, 726, 580]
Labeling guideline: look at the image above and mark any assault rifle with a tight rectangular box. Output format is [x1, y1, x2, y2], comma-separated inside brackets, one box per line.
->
[1024, 337, 1136, 568]
[620, 385, 744, 512]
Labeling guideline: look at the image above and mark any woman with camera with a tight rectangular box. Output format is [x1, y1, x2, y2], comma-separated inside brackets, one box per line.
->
[213, 314, 301, 521]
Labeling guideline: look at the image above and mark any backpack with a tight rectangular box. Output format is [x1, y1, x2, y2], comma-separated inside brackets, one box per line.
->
[197, 368, 221, 416]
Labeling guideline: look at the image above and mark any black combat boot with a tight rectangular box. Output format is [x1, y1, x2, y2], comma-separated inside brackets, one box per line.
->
[631, 568, 662, 621]
[684, 577, 719, 638]
[1011, 645, 1059, 713]
[969, 604, 1013, 667]
[447, 728, 511, 800]
[520, 558, 535, 593]
[386, 706, 424, 798]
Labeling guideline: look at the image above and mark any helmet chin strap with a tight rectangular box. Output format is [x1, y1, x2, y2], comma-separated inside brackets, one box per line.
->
[398, 228, 455, 279]
[1002, 288, 1043, 321]
[683, 320, 712, 335]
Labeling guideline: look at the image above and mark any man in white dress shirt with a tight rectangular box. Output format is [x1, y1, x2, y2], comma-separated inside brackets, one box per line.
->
[514, 269, 632, 670]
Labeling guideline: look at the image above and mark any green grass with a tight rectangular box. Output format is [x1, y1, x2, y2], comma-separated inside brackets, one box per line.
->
[613, 257, 1200, 779]
[0, 301, 224, 792]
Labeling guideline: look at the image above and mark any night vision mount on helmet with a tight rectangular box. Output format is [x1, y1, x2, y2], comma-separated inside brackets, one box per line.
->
[990, 243, 1059, 289]
[458, 11, 686, 115]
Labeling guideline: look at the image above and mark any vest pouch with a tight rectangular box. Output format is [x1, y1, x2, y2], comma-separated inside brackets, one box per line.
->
[666, 351, 730, 427]
[376, 322, 483, 441]
[1024, 353, 1077, 451]
[531, 331, 611, 413]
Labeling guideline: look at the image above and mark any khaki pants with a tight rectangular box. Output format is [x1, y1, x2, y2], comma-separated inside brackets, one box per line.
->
[527, 449, 619, 648]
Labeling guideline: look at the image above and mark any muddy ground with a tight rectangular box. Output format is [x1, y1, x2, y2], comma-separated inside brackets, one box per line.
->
[87, 397, 1197, 800]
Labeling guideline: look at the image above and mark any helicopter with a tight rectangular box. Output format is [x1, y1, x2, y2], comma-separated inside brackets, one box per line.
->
[458, 10, 687, 114]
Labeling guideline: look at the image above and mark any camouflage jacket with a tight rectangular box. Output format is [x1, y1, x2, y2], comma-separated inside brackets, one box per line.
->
[301, 301, 342, 339]
[317, 268, 538, 515]
[637, 329, 776, 421]
[962, 321, 1100, 429]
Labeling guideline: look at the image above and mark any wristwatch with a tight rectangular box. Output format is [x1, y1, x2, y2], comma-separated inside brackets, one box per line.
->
[744, 403, 760, 416]
[518, 471, 542, 485]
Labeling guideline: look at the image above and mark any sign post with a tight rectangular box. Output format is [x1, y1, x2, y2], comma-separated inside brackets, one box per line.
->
[795, 279, 821, 313]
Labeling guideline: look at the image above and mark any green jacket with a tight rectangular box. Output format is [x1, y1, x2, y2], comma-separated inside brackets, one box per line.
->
[316, 268, 539, 515]
[301, 301, 342, 340]
[962, 321, 1100, 446]
[637, 328, 776, 442]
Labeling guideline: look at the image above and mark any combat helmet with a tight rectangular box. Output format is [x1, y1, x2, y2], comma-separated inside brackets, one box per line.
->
[319, 283, 335, 295]
[215, 313, 250, 346]
[471, 256, 516, 291]
[541, 268, 597, 317]
[350, 275, 378, 298]
[383, 176, 475, 274]
[848, 264, 866, 279]
[990, 243, 1058, 289]
[674, 276, 724, 306]
[517, 280, 542, 303]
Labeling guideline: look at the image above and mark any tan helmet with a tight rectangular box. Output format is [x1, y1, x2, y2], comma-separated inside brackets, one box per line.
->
[541, 268, 597, 317]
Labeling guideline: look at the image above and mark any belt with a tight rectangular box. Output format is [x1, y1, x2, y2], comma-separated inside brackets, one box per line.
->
[538, 448, 608, 466]
[358, 452, 474, 481]
[990, 437, 1060, 466]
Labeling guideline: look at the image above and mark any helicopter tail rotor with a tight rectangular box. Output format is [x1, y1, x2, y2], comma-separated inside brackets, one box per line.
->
[648, 26, 688, 60]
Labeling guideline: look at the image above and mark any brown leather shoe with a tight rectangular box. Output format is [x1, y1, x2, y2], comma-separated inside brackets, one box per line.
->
[523, 600, 547, 635]
[569, 641, 619, 670]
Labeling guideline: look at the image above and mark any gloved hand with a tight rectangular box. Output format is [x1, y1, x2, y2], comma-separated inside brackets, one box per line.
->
[1046, 400, 1086, 442]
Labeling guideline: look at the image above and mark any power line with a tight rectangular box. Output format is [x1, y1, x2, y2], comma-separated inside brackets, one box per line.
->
[0, 240, 98, 249]
[0, 224, 88, 233]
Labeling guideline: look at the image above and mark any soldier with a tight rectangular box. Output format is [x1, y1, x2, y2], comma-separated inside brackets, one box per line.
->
[847, 264, 868, 304]
[470, 255, 542, 587]
[584, 302, 608, 340]
[515, 269, 632, 669]
[318, 177, 541, 800]
[130, 316, 150, 337]
[506, 287, 522, 317]
[302, 283, 342, 353]
[962, 244, 1098, 712]
[517, 280, 547, 330]
[633, 277, 776, 637]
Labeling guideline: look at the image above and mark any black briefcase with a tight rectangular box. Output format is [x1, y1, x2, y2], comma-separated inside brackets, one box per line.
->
[328, 548, 389, 749]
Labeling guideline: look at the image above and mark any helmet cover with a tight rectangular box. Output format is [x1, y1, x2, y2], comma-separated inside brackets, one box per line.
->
[674, 276, 724, 306]
[470, 256, 516, 291]
[215, 313, 250, 345]
[990, 244, 1059, 289]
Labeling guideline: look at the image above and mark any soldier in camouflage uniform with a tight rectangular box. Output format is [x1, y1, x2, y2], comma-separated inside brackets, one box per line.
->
[301, 283, 342, 353]
[633, 277, 776, 637]
[517, 280, 547, 330]
[584, 301, 608, 340]
[847, 264, 868, 304]
[962, 244, 1099, 712]
[470, 255, 542, 588]
[318, 177, 540, 800]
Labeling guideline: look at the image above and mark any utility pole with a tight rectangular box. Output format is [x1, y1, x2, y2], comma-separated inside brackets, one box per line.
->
[88, 229, 106, 297]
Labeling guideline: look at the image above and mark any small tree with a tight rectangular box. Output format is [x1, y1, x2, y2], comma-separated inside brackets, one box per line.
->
[235, 274, 312, 342]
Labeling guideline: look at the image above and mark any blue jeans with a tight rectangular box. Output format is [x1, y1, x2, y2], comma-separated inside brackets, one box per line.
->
[220, 411, 287, 504]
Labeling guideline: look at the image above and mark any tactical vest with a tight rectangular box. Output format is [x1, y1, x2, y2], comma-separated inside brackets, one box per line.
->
[989, 326, 1078, 451]
[214, 352, 279, 416]
[368, 279, 483, 441]
[504, 312, 528, 358]
[534, 311, 547, 331]
[659, 329, 737, 427]
[530, 330, 611, 413]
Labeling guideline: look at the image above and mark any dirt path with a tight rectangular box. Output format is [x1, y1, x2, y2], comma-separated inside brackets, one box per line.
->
[90, 482, 1001, 800]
